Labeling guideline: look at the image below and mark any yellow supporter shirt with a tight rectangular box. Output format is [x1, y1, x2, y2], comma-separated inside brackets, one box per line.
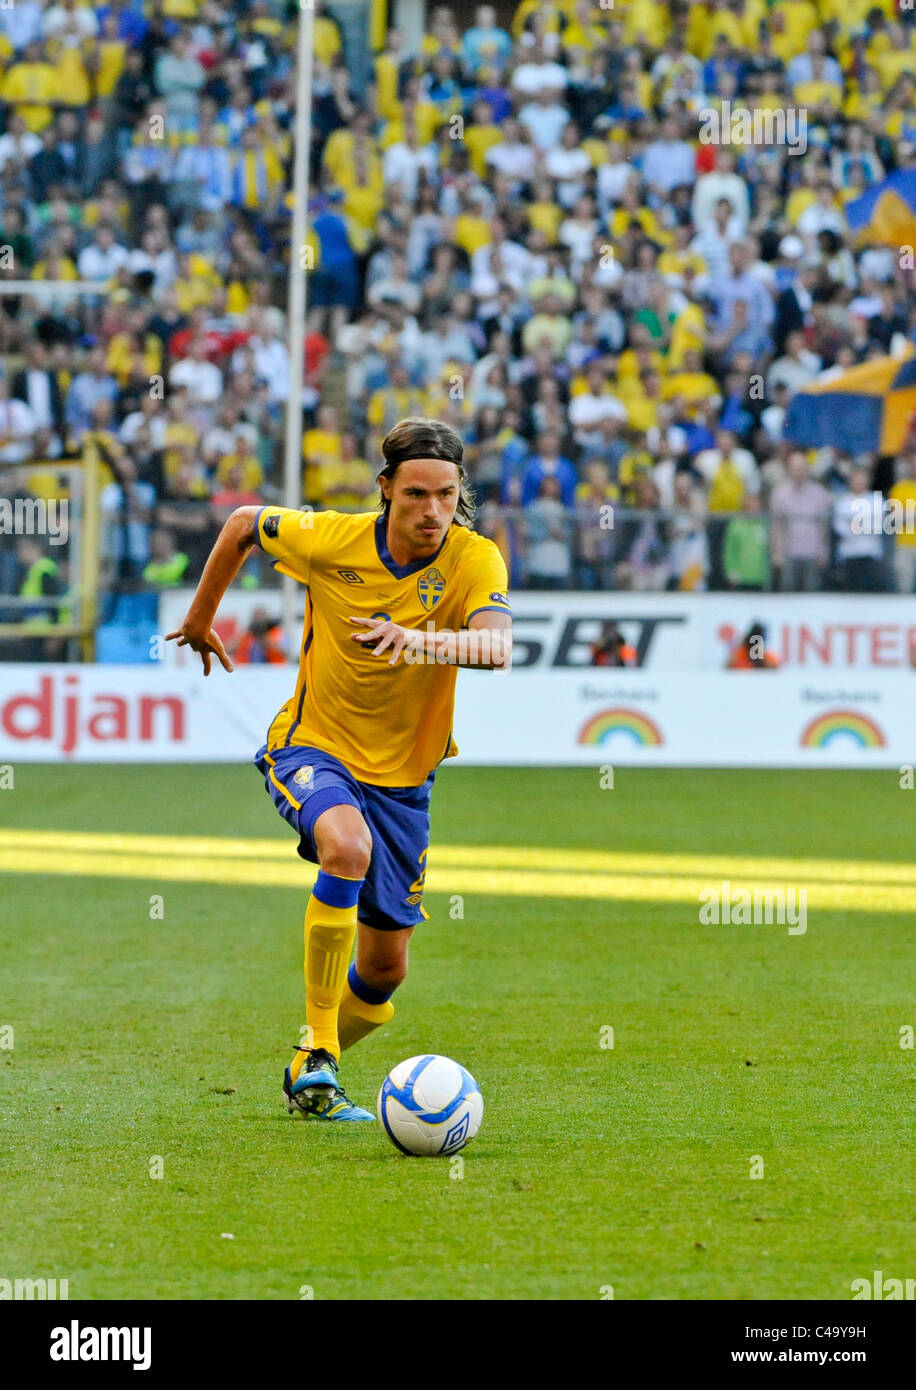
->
[770, 1, 819, 62]
[343, 186, 384, 251]
[658, 248, 706, 280]
[226, 279, 249, 315]
[53, 48, 90, 106]
[303, 427, 342, 462]
[704, 9, 745, 53]
[708, 459, 745, 511]
[793, 79, 843, 110]
[174, 255, 223, 313]
[624, 0, 669, 48]
[314, 16, 342, 65]
[313, 457, 377, 510]
[380, 103, 441, 147]
[32, 257, 78, 281]
[617, 347, 666, 379]
[527, 199, 563, 241]
[562, 21, 609, 55]
[626, 395, 660, 431]
[889, 481, 916, 547]
[254, 507, 511, 785]
[375, 54, 401, 120]
[872, 46, 916, 93]
[1, 61, 61, 131]
[217, 453, 263, 491]
[367, 387, 427, 431]
[106, 332, 162, 385]
[323, 128, 354, 181]
[821, 0, 891, 26]
[164, 421, 199, 478]
[303, 426, 342, 497]
[511, 0, 566, 39]
[464, 123, 502, 177]
[618, 449, 654, 495]
[27, 465, 69, 502]
[662, 370, 720, 404]
[95, 39, 127, 96]
[688, 1, 760, 58]
[452, 213, 491, 257]
[669, 304, 707, 368]
[610, 205, 668, 244]
[785, 187, 817, 226]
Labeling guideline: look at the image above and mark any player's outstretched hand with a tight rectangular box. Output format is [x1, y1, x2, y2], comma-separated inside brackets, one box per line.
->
[348, 615, 414, 666]
[165, 623, 234, 676]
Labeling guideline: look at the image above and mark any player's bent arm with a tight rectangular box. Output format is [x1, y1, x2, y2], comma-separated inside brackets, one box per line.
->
[411, 611, 513, 669]
[349, 611, 513, 669]
[164, 505, 260, 675]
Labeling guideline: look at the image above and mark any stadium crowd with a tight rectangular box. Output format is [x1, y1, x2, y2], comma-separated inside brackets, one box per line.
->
[1, 0, 916, 646]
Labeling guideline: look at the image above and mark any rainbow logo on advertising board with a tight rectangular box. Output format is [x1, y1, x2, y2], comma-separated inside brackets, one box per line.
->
[800, 709, 886, 749]
[578, 707, 664, 747]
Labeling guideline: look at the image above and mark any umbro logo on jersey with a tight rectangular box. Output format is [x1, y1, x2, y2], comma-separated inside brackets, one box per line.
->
[337, 570, 365, 584]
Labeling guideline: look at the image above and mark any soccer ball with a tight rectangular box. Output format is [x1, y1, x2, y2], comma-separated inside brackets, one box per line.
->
[377, 1054, 483, 1156]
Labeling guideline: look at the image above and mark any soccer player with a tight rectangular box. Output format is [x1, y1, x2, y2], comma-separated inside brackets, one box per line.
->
[166, 418, 512, 1120]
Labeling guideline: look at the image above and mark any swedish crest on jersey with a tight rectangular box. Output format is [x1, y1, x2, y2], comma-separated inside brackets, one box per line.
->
[417, 567, 446, 611]
[292, 765, 314, 789]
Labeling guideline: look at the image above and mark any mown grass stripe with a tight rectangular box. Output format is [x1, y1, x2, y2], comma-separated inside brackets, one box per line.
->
[0, 848, 911, 912]
[3, 829, 916, 886]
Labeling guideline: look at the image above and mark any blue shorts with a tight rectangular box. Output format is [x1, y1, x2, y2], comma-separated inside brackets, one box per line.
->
[254, 743, 433, 931]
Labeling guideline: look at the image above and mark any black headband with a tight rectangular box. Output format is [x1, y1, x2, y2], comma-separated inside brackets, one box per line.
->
[382, 451, 464, 466]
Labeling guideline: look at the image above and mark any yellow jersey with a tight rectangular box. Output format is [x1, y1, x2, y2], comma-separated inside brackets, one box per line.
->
[255, 507, 511, 786]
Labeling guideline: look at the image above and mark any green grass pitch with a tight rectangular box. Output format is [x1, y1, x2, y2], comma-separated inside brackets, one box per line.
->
[0, 765, 912, 1300]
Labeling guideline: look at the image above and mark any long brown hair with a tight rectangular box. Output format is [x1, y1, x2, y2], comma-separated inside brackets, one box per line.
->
[377, 417, 477, 526]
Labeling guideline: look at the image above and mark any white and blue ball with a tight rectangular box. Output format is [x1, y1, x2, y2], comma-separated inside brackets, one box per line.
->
[378, 1055, 483, 1156]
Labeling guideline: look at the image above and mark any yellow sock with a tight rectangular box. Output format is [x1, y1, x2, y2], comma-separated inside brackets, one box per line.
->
[338, 980, 395, 1052]
[291, 874, 361, 1073]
